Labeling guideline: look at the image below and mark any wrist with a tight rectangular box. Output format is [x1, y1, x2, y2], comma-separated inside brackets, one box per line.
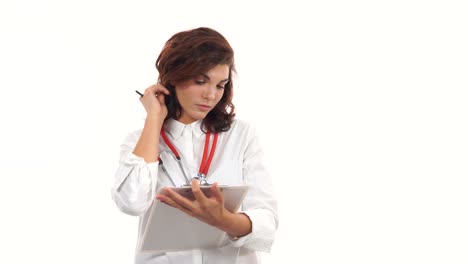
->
[216, 209, 235, 232]
[145, 115, 164, 127]
[217, 211, 252, 238]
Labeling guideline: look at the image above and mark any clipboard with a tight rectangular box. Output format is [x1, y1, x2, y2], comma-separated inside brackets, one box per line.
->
[138, 185, 249, 253]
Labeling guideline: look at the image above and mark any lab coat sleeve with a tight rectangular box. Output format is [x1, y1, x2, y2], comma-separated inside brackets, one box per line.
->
[111, 130, 159, 216]
[228, 124, 279, 252]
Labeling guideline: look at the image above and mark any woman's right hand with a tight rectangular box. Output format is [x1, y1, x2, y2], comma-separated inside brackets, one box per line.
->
[140, 83, 171, 121]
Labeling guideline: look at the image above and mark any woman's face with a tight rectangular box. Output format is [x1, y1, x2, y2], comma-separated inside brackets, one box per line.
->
[175, 64, 230, 124]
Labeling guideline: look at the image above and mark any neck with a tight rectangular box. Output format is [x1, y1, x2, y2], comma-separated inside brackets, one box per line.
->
[177, 115, 199, 125]
[178, 119, 199, 125]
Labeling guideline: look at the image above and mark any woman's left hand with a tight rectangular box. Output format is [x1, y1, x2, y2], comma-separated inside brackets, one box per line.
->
[156, 180, 228, 228]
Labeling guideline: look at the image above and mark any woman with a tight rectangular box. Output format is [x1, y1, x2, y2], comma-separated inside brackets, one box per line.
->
[111, 27, 278, 264]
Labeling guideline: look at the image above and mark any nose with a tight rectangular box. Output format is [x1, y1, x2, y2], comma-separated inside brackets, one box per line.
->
[202, 85, 216, 100]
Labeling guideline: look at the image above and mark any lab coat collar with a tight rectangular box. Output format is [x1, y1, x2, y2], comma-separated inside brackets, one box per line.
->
[164, 118, 205, 140]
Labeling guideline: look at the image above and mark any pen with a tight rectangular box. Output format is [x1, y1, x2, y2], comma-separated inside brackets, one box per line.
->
[135, 90, 144, 97]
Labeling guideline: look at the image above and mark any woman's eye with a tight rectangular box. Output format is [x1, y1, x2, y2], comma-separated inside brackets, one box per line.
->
[195, 80, 205, 85]
[216, 85, 225, 89]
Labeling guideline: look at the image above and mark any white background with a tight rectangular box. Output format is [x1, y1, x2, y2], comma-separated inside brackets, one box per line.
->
[0, 0, 467, 263]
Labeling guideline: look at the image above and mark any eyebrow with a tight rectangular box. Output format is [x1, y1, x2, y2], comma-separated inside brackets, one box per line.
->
[202, 73, 229, 83]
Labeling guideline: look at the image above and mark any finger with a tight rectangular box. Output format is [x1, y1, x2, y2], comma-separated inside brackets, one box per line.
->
[144, 83, 167, 95]
[143, 88, 157, 99]
[157, 91, 166, 105]
[210, 182, 224, 203]
[144, 84, 157, 93]
[155, 83, 171, 95]
[165, 187, 196, 211]
[157, 195, 194, 217]
[191, 179, 208, 203]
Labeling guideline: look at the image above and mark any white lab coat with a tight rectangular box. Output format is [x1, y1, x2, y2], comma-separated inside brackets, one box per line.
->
[111, 119, 278, 264]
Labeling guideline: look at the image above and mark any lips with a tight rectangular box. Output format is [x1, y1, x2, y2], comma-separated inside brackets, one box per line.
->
[196, 104, 211, 111]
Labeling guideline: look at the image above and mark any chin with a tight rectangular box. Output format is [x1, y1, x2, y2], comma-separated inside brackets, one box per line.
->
[196, 110, 211, 119]
[195, 114, 208, 120]
[187, 112, 208, 122]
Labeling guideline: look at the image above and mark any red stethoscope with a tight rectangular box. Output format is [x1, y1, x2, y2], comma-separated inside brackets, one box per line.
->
[158, 127, 218, 186]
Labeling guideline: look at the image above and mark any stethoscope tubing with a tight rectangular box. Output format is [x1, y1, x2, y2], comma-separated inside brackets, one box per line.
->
[158, 127, 218, 187]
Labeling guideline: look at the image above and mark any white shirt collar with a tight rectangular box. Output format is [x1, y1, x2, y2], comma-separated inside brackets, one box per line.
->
[164, 118, 205, 140]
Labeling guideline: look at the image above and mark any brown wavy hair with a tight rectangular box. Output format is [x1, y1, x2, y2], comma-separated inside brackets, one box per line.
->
[156, 27, 236, 133]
